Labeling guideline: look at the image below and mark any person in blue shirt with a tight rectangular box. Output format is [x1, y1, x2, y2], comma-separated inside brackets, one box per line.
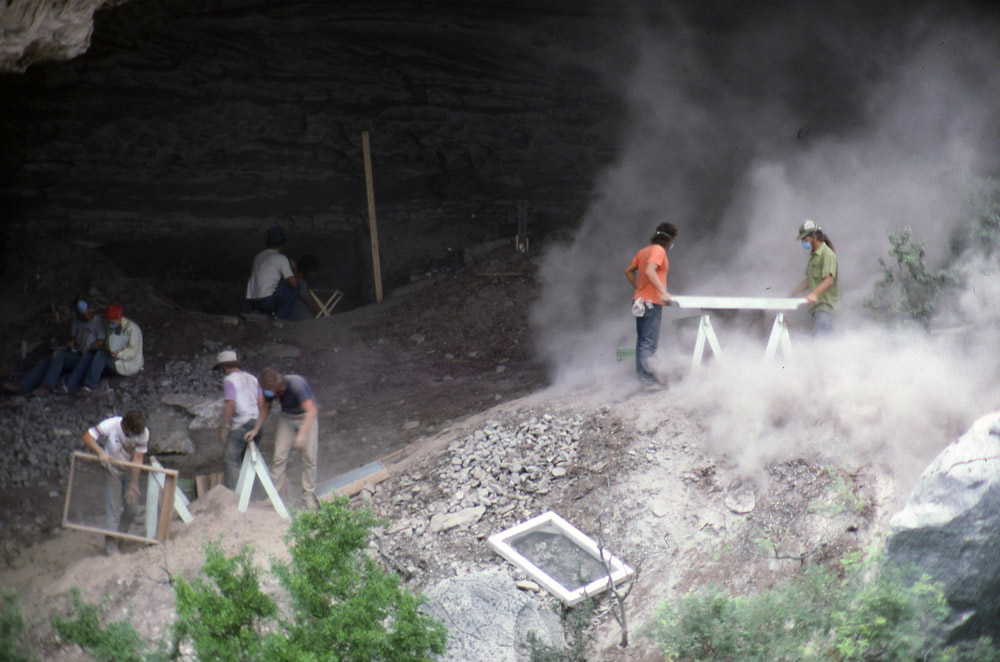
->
[245, 368, 319, 510]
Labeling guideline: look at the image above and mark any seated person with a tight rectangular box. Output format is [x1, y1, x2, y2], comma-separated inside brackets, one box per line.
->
[75, 303, 143, 395]
[245, 226, 303, 320]
[4, 297, 106, 395]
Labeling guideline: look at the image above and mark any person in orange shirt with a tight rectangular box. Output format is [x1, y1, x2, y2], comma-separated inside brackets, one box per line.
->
[625, 223, 678, 387]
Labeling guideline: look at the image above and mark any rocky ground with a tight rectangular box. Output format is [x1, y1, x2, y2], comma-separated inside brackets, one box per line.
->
[0, 234, 901, 661]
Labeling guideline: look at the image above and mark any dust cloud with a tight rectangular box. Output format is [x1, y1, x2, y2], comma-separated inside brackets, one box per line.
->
[532, 2, 1000, 479]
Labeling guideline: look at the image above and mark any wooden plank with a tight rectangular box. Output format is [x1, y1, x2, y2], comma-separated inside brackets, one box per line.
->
[62, 522, 160, 545]
[362, 131, 384, 303]
[670, 295, 807, 311]
[195, 472, 223, 498]
[157, 473, 177, 541]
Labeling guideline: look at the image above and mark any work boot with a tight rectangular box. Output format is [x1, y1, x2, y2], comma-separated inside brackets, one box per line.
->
[302, 493, 321, 511]
[104, 537, 119, 556]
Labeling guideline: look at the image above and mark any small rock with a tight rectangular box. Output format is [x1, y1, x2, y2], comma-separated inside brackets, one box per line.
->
[652, 498, 671, 518]
[403, 420, 420, 430]
[551, 467, 567, 478]
[516, 580, 541, 592]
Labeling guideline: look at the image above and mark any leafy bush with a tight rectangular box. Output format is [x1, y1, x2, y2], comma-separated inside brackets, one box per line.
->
[0, 592, 34, 662]
[52, 588, 168, 662]
[866, 176, 1000, 325]
[864, 227, 957, 324]
[171, 543, 277, 661]
[649, 552, 999, 661]
[52, 498, 447, 662]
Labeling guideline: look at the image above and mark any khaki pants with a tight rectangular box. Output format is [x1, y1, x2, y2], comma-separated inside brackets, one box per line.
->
[271, 411, 318, 499]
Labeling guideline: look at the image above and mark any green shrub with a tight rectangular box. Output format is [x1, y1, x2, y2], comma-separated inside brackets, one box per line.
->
[865, 227, 957, 324]
[0, 592, 34, 662]
[866, 176, 1000, 326]
[171, 543, 277, 661]
[265, 498, 447, 661]
[649, 552, 997, 661]
[51, 498, 447, 662]
[51, 588, 161, 662]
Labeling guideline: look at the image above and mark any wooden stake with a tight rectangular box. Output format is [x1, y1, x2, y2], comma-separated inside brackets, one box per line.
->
[362, 131, 384, 303]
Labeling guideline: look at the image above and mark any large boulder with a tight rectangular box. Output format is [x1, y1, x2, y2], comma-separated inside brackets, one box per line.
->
[886, 412, 1000, 642]
[422, 569, 564, 661]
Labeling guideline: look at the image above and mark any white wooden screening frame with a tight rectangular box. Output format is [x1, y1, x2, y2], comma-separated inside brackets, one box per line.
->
[669, 296, 808, 368]
[487, 511, 634, 606]
[235, 440, 289, 519]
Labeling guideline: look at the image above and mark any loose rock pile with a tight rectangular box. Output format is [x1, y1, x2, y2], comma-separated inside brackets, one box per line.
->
[373, 411, 597, 583]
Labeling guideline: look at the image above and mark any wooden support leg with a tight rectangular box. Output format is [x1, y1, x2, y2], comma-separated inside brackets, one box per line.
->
[149, 457, 193, 524]
[765, 313, 794, 361]
[236, 442, 289, 519]
[692, 314, 724, 368]
[145, 476, 159, 540]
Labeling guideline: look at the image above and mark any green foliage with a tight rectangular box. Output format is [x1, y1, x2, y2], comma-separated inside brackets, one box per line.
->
[51, 499, 447, 662]
[525, 598, 597, 662]
[0, 592, 34, 662]
[867, 176, 1000, 326]
[955, 177, 1000, 255]
[865, 227, 958, 324]
[171, 543, 277, 661]
[649, 553, 997, 661]
[51, 588, 155, 662]
[266, 497, 447, 661]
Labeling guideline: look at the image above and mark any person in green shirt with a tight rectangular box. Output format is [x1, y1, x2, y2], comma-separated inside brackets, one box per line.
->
[791, 219, 839, 335]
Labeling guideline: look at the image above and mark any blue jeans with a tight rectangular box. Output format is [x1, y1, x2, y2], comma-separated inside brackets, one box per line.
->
[224, 422, 258, 490]
[63, 349, 100, 392]
[104, 469, 138, 532]
[635, 304, 662, 384]
[812, 311, 834, 336]
[248, 280, 303, 320]
[20, 348, 83, 392]
[66, 349, 115, 391]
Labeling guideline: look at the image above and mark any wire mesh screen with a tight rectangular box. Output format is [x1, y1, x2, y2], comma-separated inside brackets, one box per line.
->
[505, 521, 607, 591]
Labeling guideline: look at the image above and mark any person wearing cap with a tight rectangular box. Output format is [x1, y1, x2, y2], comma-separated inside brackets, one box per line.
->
[80, 409, 149, 555]
[625, 222, 678, 388]
[791, 219, 839, 335]
[3, 297, 106, 395]
[214, 350, 260, 489]
[244, 367, 319, 510]
[245, 226, 303, 320]
[73, 303, 144, 394]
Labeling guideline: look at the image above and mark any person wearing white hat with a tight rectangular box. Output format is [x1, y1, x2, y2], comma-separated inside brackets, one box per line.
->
[790, 219, 839, 335]
[215, 350, 260, 489]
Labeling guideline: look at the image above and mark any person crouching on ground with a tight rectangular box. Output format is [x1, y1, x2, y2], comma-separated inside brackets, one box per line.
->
[790, 219, 839, 336]
[625, 222, 678, 387]
[245, 225, 303, 320]
[76, 303, 143, 395]
[80, 409, 149, 555]
[215, 350, 260, 489]
[244, 368, 320, 510]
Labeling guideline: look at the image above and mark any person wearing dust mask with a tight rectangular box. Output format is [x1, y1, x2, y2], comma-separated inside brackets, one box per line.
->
[625, 222, 678, 388]
[790, 219, 839, 335]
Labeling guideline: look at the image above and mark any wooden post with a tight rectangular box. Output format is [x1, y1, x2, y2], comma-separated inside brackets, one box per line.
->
[362, 131, 384, 303]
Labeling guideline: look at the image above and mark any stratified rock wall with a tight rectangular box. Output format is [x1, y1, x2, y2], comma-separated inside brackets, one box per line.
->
[0, 1, 623, 284]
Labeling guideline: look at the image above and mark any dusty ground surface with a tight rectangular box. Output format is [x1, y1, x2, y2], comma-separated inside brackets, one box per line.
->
[0, 235, 902, 661]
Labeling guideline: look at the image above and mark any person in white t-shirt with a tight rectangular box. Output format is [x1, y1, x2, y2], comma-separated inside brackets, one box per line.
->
[80, 409, 149, 555]
[245, 226, 303, 320]
[214, 350, 260, 489]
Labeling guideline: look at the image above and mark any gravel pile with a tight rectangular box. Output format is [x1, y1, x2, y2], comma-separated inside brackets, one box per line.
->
[374, 411, 587, 579]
